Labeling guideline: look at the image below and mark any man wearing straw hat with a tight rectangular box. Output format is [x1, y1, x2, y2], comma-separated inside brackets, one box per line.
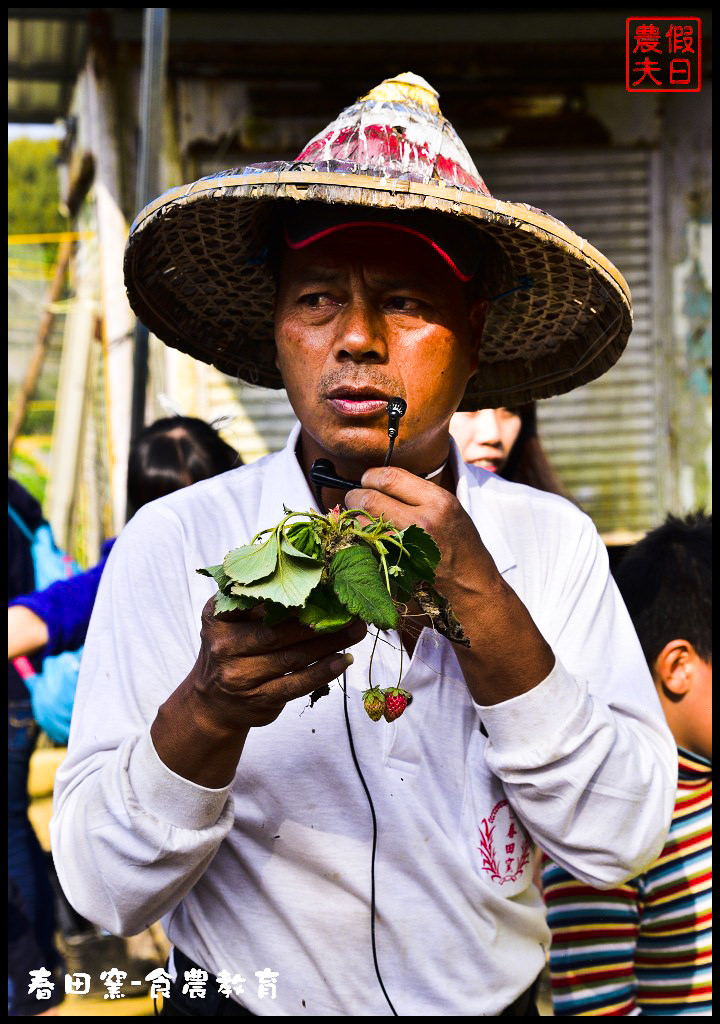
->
[51, 74, 676, 1016]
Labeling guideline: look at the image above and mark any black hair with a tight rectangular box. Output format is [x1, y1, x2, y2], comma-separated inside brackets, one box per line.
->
[126, 416, 241, 518]
[498, 403, 568, 498]
[612, 511, 712, 668]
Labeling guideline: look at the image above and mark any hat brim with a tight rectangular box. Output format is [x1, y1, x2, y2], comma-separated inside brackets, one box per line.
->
[123, 167, 633, 409]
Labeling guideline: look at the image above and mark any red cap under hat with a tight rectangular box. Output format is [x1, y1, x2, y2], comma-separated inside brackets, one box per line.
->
[282, 204, 482, 283]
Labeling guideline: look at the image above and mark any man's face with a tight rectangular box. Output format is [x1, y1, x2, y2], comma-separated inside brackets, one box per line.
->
[274, 225, 485, 475]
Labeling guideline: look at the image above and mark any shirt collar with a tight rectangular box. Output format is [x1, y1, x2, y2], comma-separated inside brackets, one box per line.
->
[260, 425, 517, 577]
[257, 423, 316, 529]
[450, 438, 517, 576]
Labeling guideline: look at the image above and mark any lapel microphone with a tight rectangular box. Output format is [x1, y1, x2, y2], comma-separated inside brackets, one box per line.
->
[309, 396, 407, 497]
[383, 397, 407, 465]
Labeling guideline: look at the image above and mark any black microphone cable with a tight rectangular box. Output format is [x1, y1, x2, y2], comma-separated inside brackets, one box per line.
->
[311, 401, 408, 1013]
[342, 669, 399, 1017]
[340, 401, 405, 1016]
[346, 401, 407, 1015]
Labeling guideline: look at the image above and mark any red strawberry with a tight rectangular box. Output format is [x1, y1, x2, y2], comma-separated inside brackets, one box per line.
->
[362, 687, 386, 722]
[382, 687, 412, 722]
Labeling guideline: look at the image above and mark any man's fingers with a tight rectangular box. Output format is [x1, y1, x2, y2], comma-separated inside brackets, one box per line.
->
[248, 618, 366, 683]
[359, 465, 439, 503]
[346, 487, 426, 533]
[205, 601, 367, 666]
[210, 602, 334, 652]
[199, 646, 357, 731]
[348, 465, 455, 535]
[263, 649, 356, 707]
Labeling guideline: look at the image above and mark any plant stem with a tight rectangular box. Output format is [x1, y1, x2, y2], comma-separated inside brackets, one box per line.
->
[250, 510, 300, 545]
[368, 628, 381, 690]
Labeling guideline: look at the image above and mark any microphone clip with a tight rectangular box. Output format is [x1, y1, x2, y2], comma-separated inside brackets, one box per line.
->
[386, 397, 407, 440]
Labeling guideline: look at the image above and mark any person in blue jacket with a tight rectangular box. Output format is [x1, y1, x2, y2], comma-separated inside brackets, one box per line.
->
[7, 416, 240, 1016]
[8, 477, 65, 1015]
[9, 417, 241, 664]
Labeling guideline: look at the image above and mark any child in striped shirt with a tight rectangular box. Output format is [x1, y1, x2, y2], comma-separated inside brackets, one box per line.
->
[542, 511, 712, 1016]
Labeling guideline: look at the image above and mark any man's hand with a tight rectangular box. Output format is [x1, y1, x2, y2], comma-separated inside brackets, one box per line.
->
[348, 466, 498, 604]
[192, 600, 366, 730]
[347, 466, 555, 705]
[151, 601, 366, 787]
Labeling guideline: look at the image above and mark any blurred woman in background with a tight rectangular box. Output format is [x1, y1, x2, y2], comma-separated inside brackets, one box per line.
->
[450, 403, 568, 497]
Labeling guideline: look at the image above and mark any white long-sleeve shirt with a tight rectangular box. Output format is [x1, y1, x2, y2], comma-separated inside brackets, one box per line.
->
[50, 427, 677, 1016]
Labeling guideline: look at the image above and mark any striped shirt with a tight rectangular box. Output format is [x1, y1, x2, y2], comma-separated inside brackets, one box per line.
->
[542, 747, 712, 1016]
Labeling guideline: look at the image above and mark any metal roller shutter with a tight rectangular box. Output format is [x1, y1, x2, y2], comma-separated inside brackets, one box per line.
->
[475, 148, 662, 540]
[205, 372, 298, 465]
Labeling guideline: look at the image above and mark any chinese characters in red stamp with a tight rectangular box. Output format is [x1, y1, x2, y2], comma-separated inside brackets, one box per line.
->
[626, 18, 701, 92]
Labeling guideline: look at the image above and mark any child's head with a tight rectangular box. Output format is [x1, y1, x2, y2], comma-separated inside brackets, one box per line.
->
[613, 511, 712, 761]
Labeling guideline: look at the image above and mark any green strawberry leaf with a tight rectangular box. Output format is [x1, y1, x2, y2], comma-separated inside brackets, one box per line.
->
[391, 524, 441, 601]
[331, 544, 398, 630]
[214, 590, 257, 615]
[278, 531, 323, 565]
[197, 563, 234, 591]
[284, 521, 323, 559]
[400, 524, 441, 577]
[223, 533, 279, 585]
[298, 583, 355, 633]
[229, 536, 323, 608]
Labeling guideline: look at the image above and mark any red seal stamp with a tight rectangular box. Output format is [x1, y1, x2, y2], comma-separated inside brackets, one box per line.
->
[477, 800, 531, 885]
[626, 17, 702, 93]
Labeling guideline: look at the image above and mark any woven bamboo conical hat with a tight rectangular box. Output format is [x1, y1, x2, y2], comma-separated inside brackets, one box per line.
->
[124, 72, 632, 409]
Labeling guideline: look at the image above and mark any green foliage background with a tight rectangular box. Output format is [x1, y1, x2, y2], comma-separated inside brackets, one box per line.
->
[8, 137, 67, 505]
[8, 137, 65, 235]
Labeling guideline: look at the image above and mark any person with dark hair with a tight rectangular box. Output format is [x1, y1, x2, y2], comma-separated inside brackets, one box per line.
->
[542, 511, 712, 1016]
[8, 417, 240, 1015]
[9, 417, 240, 662]
[8, 479, 65, 1015]
[613, 511, 711, 675]
[51, 73, 676, 1017]
[450, 403, 567, 495]
[127, 416, 241, 518]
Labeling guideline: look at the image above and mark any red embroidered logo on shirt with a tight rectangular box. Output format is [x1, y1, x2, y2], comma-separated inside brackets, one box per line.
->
[478, 800, 530, 884]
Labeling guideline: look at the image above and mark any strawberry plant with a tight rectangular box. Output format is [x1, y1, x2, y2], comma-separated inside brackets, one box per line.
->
[198, 505, 468, 722]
